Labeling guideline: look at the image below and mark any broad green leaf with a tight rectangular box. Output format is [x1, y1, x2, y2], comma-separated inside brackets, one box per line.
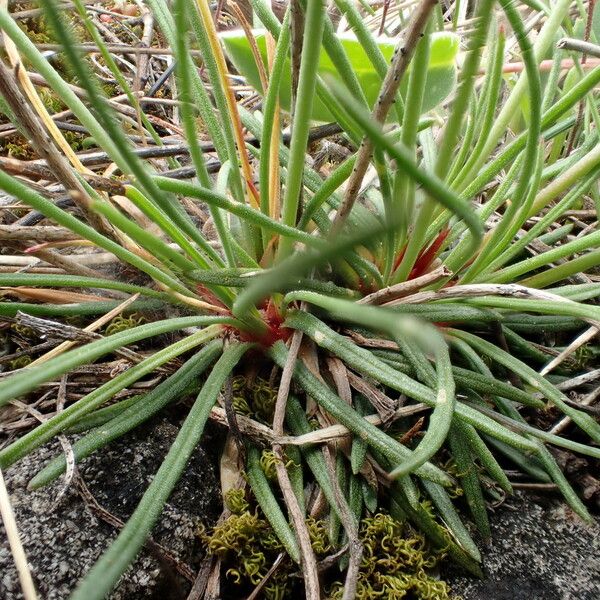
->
[220, 30, 459, 122]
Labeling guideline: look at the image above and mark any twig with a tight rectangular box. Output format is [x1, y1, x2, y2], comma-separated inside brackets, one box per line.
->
[562, 1, 596, 156]
[245, 552, 286, 600]
[557, 37, 600, 59]
[387, 282, 570, 304]
[1, 0, 87, 172]
[359, 266, 451, 304]
[0, 340, 57, 365]
[331, 0, 437, 231]
[34, 42, 203, 57]
[51, 374, 77, 508]
[314, 543, 349, 573]
[549, 385, 600, 435]
[509, 482, 559, 491]
[0, 225, 79, 242]
[562, 397, 600, 416]
[277, 403, 429, 446]
[273, 330, 303, 435]
[326, 357, 352, 405]
[486, 57, 600, 74]
[389, 283, 600, 329]
[16, 307, 151, 367]
[203, 556, 222, 599]
[26, 294, 140, 366]
[343, 331, 397, 350]
[17, 244, 101, 279]
[322, 447, 362, 600]
[555, 367, 600, 392]
[0, 467, 38, 600]
[346, 371, 397, 423]
[539, 326, 597, 377]
[222, 372, 244, 455]
[209, 406, 276, 443]
[0, 60, 109, 237]
[273, 452, 321, 600]
[185, 554, 213, 600]
[272, 332, 320, 600]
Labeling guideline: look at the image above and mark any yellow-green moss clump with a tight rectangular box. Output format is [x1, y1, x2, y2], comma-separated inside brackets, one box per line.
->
[203, 493, 454, 600]
[104, 313, 145, 336]
[9, 355, 33, 370]
[329, 512, 455, 600]
[231, 375, 277, 422]
[203, 488, 331, 600]
[2, 137, 35, 160]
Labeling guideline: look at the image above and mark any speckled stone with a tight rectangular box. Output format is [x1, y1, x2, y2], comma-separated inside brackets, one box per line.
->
[446, 493, 600, 600]
[0, 415, 222, 599]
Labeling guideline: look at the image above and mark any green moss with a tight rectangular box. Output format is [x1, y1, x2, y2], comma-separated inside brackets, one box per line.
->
[38, 87, 64, 114]
[3, 138, 35, 160]
[202, 503, 453, 600]
[230, 375, 277, 422]
[259, 449, 297, 481]
[10, 323, 36, 339]
[203, 510, 290, 597]
[18, 17, 53, 45]
[202, 508, 331, 599]
[62, 130, 85, 152]
[328, 512, 455, 600]
[259, 449, 279, 480]
[573, 343, 600, 370]
[104, 313, 145, 336]
[224, 488, 250, 515]
[9, 355, 33, 370]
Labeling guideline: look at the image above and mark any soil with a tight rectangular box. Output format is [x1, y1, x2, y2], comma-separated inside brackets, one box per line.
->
[0, 414, 222, 599]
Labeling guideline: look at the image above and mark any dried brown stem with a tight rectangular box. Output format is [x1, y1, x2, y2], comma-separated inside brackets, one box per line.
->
[346, 371, 397, 423]
[331, 0, 438, 232]
[273, 330, 303, 436]
[277, 403, 428, 446]
[0, 225, 79, 242]
[222, 373, 245, 456]
[271, 331, 320, 599]
[245, 553, 286, 600]
[322, 446, 362, 600]
[0, 60, 111, 237]
[359, 266, 451, 305]
[273, 454, 321, 599]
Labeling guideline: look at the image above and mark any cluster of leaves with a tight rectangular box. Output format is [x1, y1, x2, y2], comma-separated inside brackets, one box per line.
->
[0, 0, 600, 598]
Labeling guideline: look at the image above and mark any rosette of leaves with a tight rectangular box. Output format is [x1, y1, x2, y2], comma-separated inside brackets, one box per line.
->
[0, 0, 600, 599]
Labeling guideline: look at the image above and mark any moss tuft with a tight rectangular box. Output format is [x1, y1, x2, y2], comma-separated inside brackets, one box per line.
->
[328, 512, 455, 600]
[224, 488, 249, 515]
[104, 313, 145, 336]
[231, 375, 277, 422]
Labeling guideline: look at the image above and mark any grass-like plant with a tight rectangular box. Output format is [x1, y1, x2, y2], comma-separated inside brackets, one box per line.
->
[1, 0, 600, 598]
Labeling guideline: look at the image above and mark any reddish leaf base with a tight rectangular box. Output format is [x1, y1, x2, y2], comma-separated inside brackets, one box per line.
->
[197, 285, 292, 347]
[393, 228, 450, 280]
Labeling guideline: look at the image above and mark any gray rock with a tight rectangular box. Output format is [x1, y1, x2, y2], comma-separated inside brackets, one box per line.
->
[447, 493, 600, 600]
[0, 416, 222, 599]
